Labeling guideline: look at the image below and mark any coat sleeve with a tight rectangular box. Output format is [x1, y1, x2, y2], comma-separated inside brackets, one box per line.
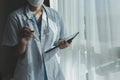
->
[59, 15, 68, 39]
[1, 14, 20, 47]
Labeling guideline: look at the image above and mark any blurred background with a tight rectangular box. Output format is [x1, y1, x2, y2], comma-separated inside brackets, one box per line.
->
[50, 0, 120, 80]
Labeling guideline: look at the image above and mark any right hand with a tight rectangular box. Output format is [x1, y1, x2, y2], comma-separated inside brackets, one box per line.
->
[20, 27, 34, 45]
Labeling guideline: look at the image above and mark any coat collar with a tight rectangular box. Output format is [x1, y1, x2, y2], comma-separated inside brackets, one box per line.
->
[24, 4, 47, 20]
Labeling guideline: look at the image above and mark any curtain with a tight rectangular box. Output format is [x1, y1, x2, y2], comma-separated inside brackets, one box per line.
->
[50, 0, 86, 80]
[50, 0, 120, 80]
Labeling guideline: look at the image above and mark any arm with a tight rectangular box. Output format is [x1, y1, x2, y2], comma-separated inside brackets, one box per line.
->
[58, 14, 71, 49]
[2, 14, 34, 56]
[15, 38, 28, 56]
[15, 27, 34, 56]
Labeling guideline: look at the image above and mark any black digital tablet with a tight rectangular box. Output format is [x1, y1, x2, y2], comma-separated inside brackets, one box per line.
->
[45, 32, 79, 53]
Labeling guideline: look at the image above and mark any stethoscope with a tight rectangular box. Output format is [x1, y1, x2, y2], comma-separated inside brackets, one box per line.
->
[23, 5, 49, 40]
[24, 5, 49, 30]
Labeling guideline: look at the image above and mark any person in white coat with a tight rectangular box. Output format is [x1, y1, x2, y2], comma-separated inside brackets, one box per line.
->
[2, 0, 71, 80]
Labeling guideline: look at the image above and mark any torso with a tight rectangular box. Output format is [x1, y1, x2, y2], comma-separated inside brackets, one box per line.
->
[10, 5, 65, 80]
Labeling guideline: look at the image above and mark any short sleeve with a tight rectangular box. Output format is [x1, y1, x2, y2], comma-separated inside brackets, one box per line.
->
[2, 15, 19, 47]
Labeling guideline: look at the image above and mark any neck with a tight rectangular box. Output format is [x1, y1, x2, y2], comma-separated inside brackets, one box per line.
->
[28, 4, 43, 21]
[28, 4, 43, 13]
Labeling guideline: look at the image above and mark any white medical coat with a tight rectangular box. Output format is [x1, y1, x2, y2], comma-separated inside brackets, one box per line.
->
[2, 4, 67, 80]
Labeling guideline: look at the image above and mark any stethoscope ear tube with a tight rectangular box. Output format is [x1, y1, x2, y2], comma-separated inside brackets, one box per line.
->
[24, 5, 49, 31]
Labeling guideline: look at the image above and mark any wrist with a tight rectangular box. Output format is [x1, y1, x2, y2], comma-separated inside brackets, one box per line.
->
[16, 39, 28, 56]
[19, 37, 29, 46]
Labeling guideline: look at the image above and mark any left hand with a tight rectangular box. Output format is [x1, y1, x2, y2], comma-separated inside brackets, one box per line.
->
[58, 39, 72, 49]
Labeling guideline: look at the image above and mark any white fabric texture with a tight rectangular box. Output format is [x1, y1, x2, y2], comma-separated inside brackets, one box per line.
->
[50, 0, 120, 80]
